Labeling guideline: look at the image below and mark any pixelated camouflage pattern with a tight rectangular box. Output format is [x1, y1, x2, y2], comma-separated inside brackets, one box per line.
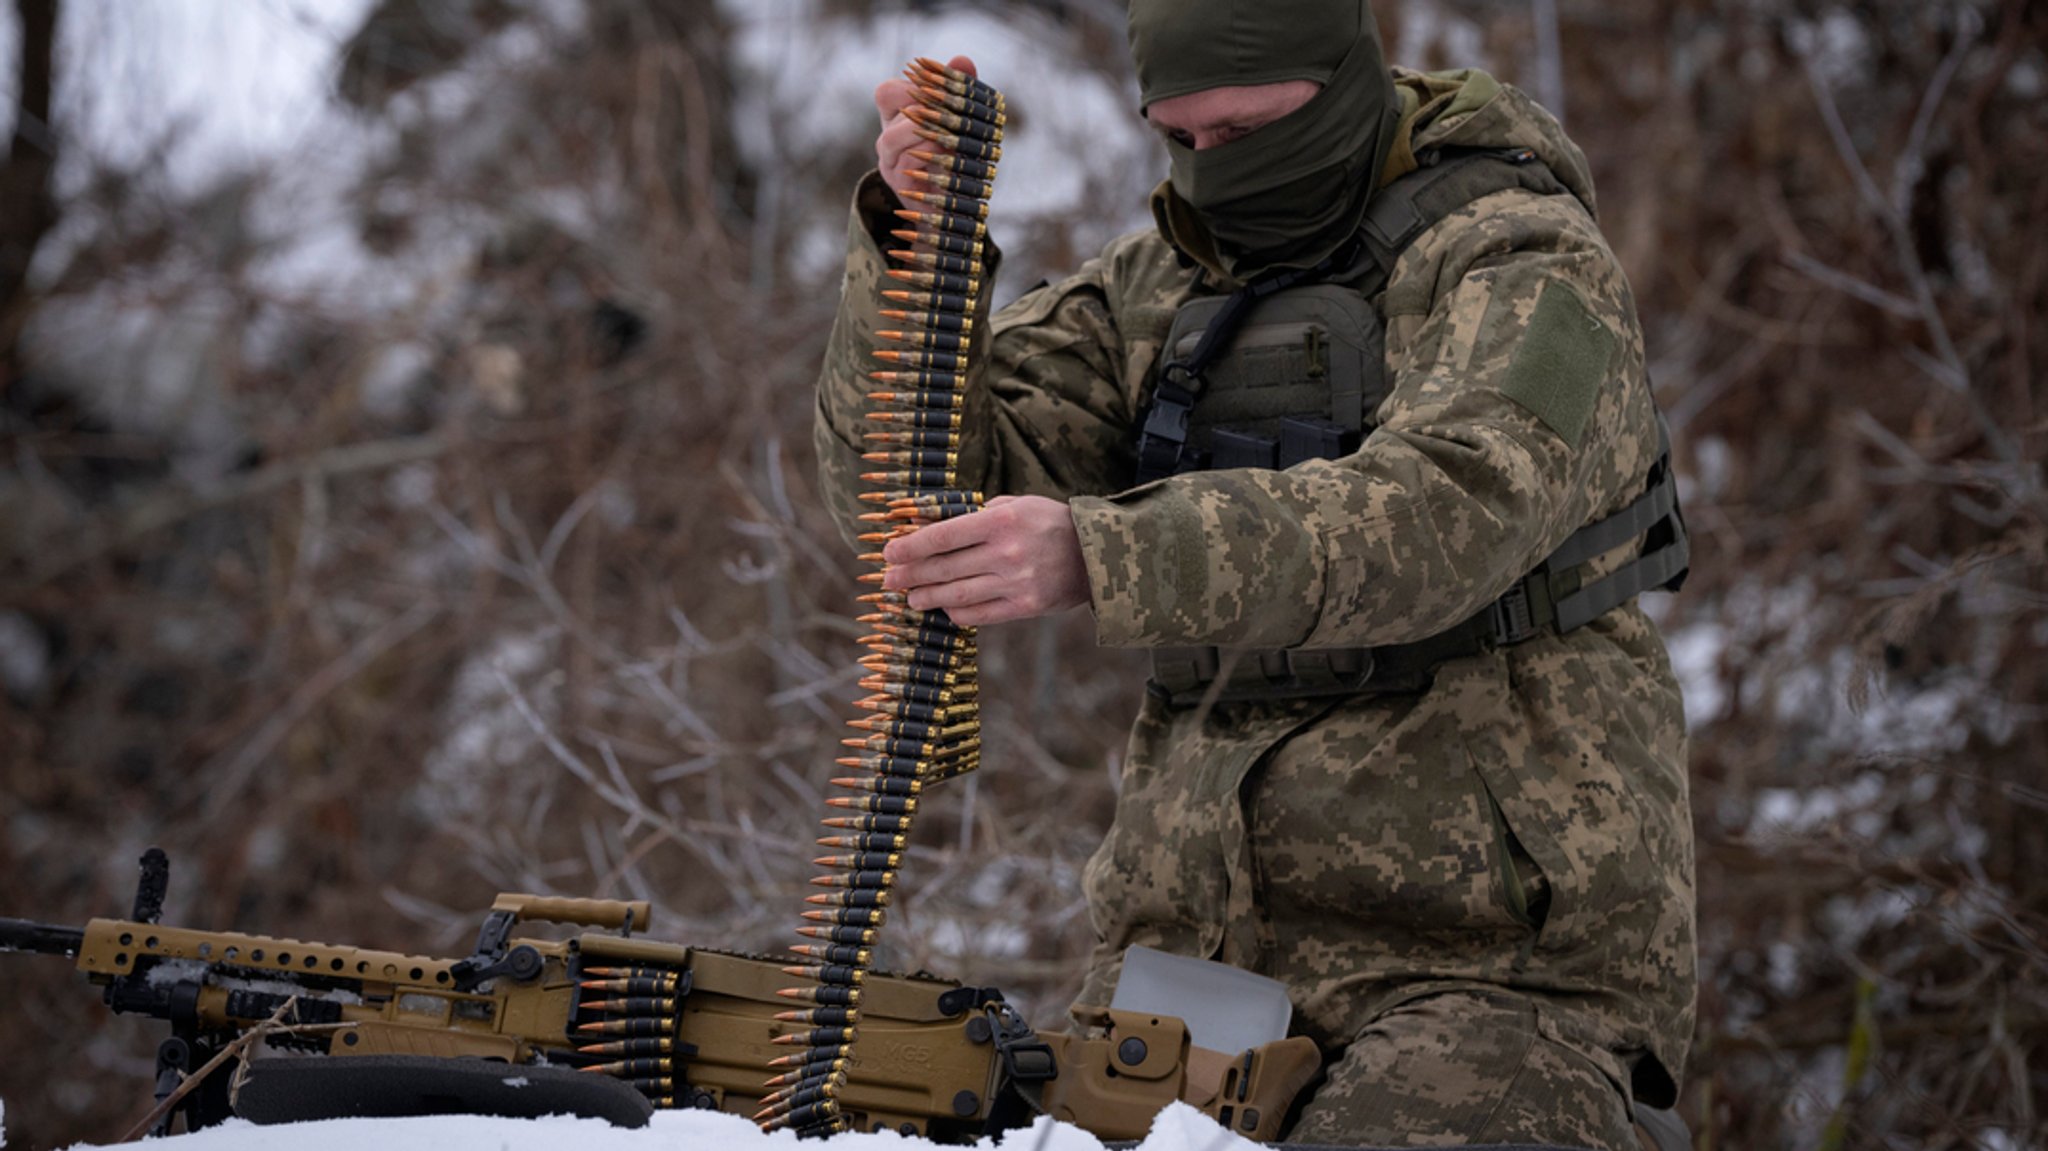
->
[812, 68, 1694, 1132]
[1286, 987, 1638, 1150]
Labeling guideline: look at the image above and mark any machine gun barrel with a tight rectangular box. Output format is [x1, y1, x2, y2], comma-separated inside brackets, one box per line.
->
[0, 916, 85, 958]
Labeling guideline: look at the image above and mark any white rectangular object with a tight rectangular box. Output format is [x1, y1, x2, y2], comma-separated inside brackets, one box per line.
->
[1109, 945, 1293, 1056]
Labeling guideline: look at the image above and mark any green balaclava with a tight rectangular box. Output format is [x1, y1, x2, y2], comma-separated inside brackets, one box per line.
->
[1128, 0, 1401, 282]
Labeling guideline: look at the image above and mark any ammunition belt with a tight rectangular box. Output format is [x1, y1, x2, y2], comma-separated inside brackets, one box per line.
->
[757, 59, 1007, 1140]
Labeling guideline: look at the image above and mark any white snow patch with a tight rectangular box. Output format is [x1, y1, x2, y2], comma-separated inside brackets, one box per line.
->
[724, 1, 1157, 294]
[1764, 940, 1802, 997]
[415, 631, 558, 824]
[1820, 887, 1920, 939]
[0, 2, 17, 157]
[1395, 6, 1489, 73]
[1663, 621, 1726, 730]
[2009, 60, 2044, 100]
[1751, 773, 1885, 837]
[141, 959, 366, 1008]
[362, 341, 436, 418]
[388, 463, 439, 510]
[51, 0, 379, 197]
[925, 917, 1030, 962]
[1789, 10, 1870, 89]
[0, 611, 49, 699]
[55, 1097, 1254, 1151]
[21, 286, 247, 479]
[1686, 435, 1733, 502]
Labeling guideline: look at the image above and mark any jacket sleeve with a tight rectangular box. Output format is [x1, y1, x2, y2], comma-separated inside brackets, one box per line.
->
[814, 172, 1180, 553]
[1068, 187, 1662, 649]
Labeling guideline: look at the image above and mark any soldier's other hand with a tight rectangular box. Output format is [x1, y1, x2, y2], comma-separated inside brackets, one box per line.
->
[880, 495, 1090, 626]
[875, 54, 977, 198]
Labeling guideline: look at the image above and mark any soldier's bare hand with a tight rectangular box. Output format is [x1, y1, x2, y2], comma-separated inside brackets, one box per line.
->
[880, 495, 1090, 626]
[875, 54, 977, 197]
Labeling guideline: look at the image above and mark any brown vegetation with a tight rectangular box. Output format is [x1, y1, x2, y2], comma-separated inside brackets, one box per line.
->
[0, 1, 2042, 1148]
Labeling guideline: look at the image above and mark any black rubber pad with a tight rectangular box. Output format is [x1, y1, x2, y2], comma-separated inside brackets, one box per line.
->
[235, 1055, 654, 1128]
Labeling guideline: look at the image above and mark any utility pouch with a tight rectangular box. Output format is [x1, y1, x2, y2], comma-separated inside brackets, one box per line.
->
[1153, 284, 1386, 475]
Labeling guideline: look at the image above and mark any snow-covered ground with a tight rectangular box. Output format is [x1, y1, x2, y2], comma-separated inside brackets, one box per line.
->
[6, 1097, 1260, 1151]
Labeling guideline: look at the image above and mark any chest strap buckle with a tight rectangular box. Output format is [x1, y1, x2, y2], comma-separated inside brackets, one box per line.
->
[1488, 581, 1542, 647]
[1133, 370, 1198, 483]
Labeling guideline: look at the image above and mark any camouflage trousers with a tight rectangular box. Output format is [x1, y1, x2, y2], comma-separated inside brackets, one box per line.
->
[1075, 649, 1693, 1149]
[1284, 985, 1636, 1149]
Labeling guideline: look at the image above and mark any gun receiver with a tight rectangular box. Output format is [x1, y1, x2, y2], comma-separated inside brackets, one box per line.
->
[3, 851, 1320, 1142]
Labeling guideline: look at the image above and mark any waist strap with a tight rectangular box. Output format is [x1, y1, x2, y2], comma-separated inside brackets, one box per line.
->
[1150, 417, 1689, 707]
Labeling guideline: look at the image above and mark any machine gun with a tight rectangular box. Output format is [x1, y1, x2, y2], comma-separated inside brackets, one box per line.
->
[0, 850, 1320, 1142]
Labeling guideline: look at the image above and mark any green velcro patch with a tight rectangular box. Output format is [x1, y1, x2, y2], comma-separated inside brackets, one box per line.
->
[1501, 280, 1612, 449]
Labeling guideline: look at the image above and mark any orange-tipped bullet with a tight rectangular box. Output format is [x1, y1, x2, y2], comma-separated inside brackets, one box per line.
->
[807, 888, 892, 909]
[578, 997, 678, 1015]
[577, 976, 679, 994]
[802, 906, 888, 927]
[888, 211, 988, 240]
[767, 1038, 854, 1059]
[576, 1037, 676, 1057]
[788, 942, 875, 966]
[810, 869, 897, 890]
[579, 1057, 672, 1076]
[819, 814, 912, 834]
[776, 984, 862, 1006]
[781, 963, 868, 984]
[814, 834, 907, 854]
[773, 1004, 858, 1025]
[885, 265, 982, 290]
[898, 189, 989, 222]
[796, 922, 882, 944]
[577, 1017, 671, 1037]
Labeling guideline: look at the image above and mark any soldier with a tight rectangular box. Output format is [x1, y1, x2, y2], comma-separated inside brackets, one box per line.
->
[813, 2, 1694, 1147]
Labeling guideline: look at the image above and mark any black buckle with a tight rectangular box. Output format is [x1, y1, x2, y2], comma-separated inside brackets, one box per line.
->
[987, 1004, 1057, 1083]
[1489, 581, 1540, 647]
[1134, 370, 1198, 483]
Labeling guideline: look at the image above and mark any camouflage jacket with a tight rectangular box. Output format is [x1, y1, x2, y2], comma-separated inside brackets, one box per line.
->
[813, 69, 1694, 1108]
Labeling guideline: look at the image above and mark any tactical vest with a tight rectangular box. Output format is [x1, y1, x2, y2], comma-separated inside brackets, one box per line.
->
[1131, 147, 1690, 706]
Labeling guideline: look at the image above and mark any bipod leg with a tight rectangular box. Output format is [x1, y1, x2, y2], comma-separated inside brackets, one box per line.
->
[151, 1034, 193, 1136]
[151, 1029, 237, 1134]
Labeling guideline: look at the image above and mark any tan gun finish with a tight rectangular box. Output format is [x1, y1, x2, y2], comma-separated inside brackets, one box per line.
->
[59, 903, 1315, 1141]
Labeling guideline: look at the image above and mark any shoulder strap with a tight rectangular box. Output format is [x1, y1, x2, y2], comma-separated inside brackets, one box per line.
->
[1343, 145, 1572, 291]
[1541, 410, 1690, 631]
[1469, 409, 1690, 648]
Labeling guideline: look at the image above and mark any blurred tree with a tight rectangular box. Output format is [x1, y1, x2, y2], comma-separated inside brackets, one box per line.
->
[0, 0, 57, 367]
[337, 0, 519, 109]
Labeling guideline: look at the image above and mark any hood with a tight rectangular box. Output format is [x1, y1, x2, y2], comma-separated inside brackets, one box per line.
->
[1152, 65, 1601, 283]
[1382, 66, 1599, 216]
